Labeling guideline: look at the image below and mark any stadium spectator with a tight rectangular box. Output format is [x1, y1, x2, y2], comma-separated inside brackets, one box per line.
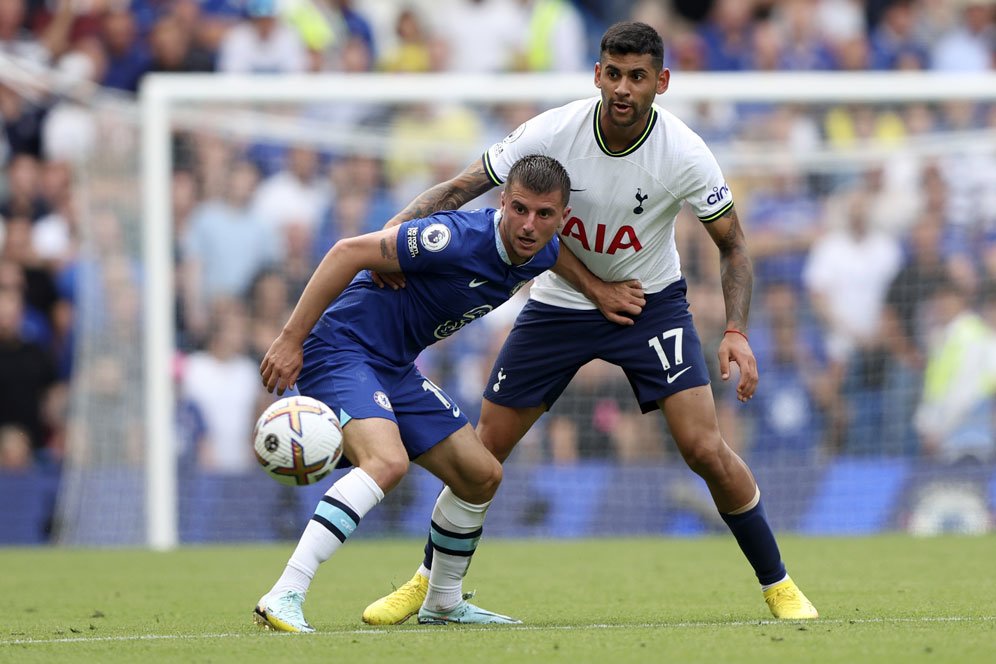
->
[545, 360, 662, 463]
[41, 43, 105, 163]
[869, 0, 930, 70]
[696, 0, 754, 70]
[914, 279, 996, 464]
[742, 280, 829, 464]
[435, 0, 524, 73]
[0, 286, 55, 455]
[0, 422, 34, 470]
[1, 153, 49, 220]
[930, 0, 995, 72]
[98, 8, 152, 92]
[0, 82, 47, 159]
[181, 158, 282, 344]
[1, 216, 58, 339]
[246, 268, 290, 364]
[743, 160, 823, 294]
[216, 0, 307, 74]
[0, 0, 73, 64]
[773, 0, 836, 71]
[180, 297, 264, 473]
[147, 13, 214, 74]
[803, 188, 903, 453]
[250, 145, 326, 235]
[515, 0, 589, 72]
[879, 210, 953, 456]
[378, 6, 433, 73]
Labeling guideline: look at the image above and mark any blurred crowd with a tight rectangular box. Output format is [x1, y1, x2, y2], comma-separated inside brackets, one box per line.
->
[1, 0, 995, 478]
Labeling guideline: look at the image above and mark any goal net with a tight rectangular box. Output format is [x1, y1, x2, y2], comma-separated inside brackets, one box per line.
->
[3, 58, 994, 548]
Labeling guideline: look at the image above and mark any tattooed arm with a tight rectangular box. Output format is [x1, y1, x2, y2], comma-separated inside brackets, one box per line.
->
[383, 159, 498, 228]
[261, 226, 402, 394]
[373, 160, 496, 288]
[702, 204, 758, 401]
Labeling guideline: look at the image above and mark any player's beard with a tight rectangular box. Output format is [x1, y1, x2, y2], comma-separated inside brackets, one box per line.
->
[604, 96, 648, 130]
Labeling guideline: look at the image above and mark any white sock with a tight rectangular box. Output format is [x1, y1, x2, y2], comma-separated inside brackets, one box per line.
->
[423, 486, 490, 612]
[270, 468, 384, 596]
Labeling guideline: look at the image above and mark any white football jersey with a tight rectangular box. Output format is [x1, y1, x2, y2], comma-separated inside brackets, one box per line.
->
[484, 97, 733, 309]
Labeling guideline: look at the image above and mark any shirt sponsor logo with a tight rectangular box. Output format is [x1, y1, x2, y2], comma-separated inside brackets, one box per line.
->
[434, 304, 493, 339]
[706, 183, 730, 206]
[421, 223, 451, 252]
[406, 226, 419, 257]
[561, 217, 643, 255]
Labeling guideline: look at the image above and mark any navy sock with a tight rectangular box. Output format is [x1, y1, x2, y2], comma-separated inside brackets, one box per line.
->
[720, 499, 786, 586]
[422, 532, 434, 570]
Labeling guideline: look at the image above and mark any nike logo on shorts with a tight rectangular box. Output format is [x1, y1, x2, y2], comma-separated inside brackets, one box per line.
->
[666, 367, 692, 384]
[469, 278, 488, 288]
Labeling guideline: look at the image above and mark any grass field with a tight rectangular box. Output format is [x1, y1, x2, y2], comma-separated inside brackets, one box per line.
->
[2, 535, 994, 663]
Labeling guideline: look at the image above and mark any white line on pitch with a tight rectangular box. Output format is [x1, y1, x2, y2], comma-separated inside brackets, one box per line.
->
[3, 615, 994, 646]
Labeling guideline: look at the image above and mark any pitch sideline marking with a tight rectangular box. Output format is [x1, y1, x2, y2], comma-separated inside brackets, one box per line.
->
[2, 615, 994, 646]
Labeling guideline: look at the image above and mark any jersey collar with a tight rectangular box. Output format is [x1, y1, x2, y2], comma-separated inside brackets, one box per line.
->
[593, 100, 658, 157]
[493, 209, 534, 267]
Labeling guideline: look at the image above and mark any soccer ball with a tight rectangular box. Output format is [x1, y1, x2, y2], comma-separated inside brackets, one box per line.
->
[253, 395, 344, 486]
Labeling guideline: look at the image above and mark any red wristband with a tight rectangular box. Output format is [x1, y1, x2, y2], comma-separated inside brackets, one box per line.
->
[724, 329, 749, 342]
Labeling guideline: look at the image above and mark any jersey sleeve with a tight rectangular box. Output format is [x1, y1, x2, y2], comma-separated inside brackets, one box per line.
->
[396, 213, 466, 275]
[678, 133, 735, 223]
[482, 111, 555, 186]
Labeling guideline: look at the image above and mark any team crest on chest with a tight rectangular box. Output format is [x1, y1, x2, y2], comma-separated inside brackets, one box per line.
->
[633, 188, 648, 214]
[421, 224, 451, 252]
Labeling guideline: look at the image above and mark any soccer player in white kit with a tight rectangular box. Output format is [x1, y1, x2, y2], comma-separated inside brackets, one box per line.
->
[364, 21, 818, 623]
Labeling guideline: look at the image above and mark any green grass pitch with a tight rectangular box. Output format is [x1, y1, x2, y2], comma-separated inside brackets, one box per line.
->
[2, 535, 993, 663]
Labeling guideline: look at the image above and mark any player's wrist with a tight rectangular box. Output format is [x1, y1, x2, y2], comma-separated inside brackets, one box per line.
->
[724, 328, 749, 342]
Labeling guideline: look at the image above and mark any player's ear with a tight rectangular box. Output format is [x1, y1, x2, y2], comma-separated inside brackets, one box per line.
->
[561, 205, 571, 223]
[594, 62, 602, 89]
[657, 68, 670, 95]
[499, 189, 506, 211]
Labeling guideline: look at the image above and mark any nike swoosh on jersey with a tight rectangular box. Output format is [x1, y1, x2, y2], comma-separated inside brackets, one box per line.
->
[469, 278, 488, 288]
[666, 367, 692, 384]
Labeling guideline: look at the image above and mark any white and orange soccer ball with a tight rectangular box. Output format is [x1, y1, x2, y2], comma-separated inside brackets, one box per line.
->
[253, 395, 343, 486]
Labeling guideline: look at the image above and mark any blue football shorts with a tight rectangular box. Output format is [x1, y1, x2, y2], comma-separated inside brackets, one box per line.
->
[297, 335, 469, 466]
[484, 278, 710, 414]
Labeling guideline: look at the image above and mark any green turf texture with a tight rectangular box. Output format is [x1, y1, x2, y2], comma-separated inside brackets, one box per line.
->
[2, 535, 993, 663]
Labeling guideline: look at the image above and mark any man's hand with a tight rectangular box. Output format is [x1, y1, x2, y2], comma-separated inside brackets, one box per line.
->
[588, 279, 645, 325]
[260, 332, 305, 395]
[369, 270, 406, 289]
[718, 331, 758, 402]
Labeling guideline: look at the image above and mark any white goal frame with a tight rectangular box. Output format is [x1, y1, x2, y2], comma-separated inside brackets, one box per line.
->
[140, 71, 996, 550]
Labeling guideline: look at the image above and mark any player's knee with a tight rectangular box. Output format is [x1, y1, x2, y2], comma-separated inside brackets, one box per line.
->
[454, 456, 502, 504]
[678, 436, 726, 478]
[361, 454, 409, 493]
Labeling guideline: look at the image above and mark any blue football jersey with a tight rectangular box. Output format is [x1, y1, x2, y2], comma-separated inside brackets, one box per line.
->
[311, 208, 560, 364]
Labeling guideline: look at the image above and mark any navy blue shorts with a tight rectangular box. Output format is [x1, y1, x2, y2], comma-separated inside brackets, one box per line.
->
[484, 278, 710, 414]
[297, 335, 469, 465]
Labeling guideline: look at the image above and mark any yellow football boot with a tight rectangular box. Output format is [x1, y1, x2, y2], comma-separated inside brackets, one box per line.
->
[361, 572, 428, 625]
[763, 577, 819, 619]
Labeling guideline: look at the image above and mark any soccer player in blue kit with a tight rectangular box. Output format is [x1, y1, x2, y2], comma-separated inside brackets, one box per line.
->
[363, 21, 818, 623]
[253, 155, 636, 631]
